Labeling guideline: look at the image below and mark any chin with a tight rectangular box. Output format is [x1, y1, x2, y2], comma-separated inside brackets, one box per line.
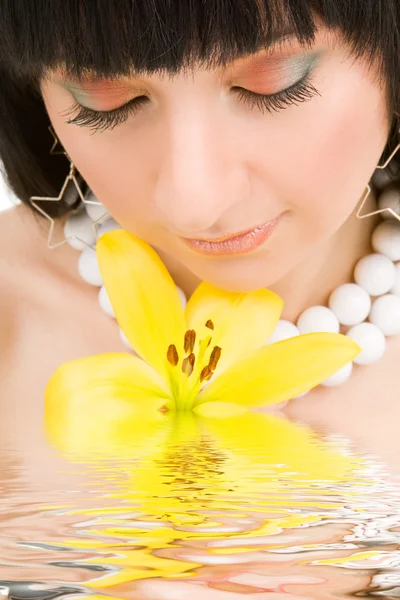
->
[190, 257, 284, 293]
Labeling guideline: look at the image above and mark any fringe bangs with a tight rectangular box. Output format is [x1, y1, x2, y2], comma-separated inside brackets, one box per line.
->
[0, 0, 393, 80]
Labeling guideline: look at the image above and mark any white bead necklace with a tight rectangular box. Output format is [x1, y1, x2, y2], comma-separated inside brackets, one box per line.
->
[65, 166, 400, 393]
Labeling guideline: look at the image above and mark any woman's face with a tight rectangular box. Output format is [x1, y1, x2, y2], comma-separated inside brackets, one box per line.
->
[41, 25, 390, 292]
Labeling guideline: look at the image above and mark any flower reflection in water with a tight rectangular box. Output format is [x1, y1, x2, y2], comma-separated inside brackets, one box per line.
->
[44, 409, 365, 593]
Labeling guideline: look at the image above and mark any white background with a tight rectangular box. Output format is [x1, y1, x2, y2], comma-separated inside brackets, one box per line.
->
[0, 172, 19, 211]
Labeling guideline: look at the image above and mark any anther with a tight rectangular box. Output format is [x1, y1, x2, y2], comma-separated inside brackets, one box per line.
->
[208, 346, 222, 371]
[200, 365, 213, 382]
[182, 353, 195, 376]
[167, 344, 179, 366]
[205, 320, 214, 330]
[184, 329, 196, 354]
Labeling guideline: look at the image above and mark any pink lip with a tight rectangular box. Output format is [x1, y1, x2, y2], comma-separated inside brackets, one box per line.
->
[180, 216, 282, 256]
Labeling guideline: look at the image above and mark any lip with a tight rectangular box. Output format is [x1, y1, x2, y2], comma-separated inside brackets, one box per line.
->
[180, 215, 282, 256]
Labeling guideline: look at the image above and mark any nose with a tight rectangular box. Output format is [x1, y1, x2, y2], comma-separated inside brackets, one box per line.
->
[153, 107, 248, 235]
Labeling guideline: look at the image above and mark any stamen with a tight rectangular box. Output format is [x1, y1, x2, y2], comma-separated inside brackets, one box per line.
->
[184, 329, 196, 354]
[205, 320, 214, 330]
[200, 365, 214, 382]
[208, 346, 222, 371]
[167, 344, 179, 366]
[182, 353, 196, 376]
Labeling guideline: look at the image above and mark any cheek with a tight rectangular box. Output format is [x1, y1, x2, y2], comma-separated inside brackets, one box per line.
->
[252, 55, 390, 236]
[42, 82, 159, 228]
[299, 76, 388, 226]
[50, 121, 158, 230]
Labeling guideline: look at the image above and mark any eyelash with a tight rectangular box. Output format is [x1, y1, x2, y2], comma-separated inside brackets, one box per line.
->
[64, 71, 320, 133]
[232, 71, 320, 114]
[63, 95, 149, 133]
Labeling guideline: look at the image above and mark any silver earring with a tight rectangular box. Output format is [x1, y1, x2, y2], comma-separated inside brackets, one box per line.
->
[357, 133, 400, 222]
[30, 127, 108, 249]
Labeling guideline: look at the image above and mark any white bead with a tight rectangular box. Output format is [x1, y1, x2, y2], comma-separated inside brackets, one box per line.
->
[297, 306, 340, 334]
[84, 192, 109, 222]
[177, 287, 187, 309]
[354, 253, 396, 296]
[372, 220, 400, 260]
[328, 283, 371, 326]
[372, 162, 400, 190]
[267, 320, 300, 345]
[293, 391, 309, 399]
[347, 322, 386, 365]
[378, 184, 400, 220]
[97, 218, 122, 238]
[99, 285, 116, 318]
[321, 362, 353, 387]
[387, 159, 400, 178]
[372, 168, 393, 190]
[390, 263, 400, 296]
[120, 327, 134, 350]
[64, 210, 96, 250]
[369, 294, 400, 336]
[78, 247, 103, 286]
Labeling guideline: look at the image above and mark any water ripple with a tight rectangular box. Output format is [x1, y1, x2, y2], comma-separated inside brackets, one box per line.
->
[1, 416, 400, 598]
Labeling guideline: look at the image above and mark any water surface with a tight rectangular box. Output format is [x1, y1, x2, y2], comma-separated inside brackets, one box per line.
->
[1, 412, 400, 599]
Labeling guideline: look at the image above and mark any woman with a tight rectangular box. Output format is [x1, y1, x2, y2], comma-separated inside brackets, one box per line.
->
[0, 0, 399, 461]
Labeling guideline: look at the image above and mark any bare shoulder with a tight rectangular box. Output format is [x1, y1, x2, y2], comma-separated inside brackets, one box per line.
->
[0, 202, 34, 245]
[0, 205, 29, 278]
[0, 206, 31, 355]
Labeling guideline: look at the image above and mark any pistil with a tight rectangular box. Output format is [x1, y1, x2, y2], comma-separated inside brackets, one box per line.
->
[165, 320, 223, 411]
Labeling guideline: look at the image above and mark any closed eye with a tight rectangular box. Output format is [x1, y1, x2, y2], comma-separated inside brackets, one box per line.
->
[62, 70, 320, 133]
[62, 95, 150, 133]
[231, 70, 320, 114]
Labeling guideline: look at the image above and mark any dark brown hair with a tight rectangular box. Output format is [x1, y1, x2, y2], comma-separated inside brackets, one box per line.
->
[0, 0, 399, 216]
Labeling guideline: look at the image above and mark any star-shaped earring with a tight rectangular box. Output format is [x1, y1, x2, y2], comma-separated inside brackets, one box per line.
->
[30, 161, 97, 249]
[92, 209, 114, 239]
[357, 136, 400, 223]
[30, 128, 107, 248]
[49, 125, 67, 157]
[48, 125, 103, 208]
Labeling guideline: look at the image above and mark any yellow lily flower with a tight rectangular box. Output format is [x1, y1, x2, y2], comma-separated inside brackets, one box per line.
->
[46, 230, 360, 420]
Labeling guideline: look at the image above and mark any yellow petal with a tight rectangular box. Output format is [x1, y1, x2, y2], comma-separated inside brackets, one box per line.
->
[196, 333, 360, 408]
[45, 353, 171, 453]
[186, 282, 283, 373]
[97, 230, 186, 377]
[200, 412, 360, 484]
[194, 401, 247, 419]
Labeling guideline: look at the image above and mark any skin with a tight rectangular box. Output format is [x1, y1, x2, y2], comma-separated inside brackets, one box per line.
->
[0, 21, 399, 597]
[41, 25, 390, 312]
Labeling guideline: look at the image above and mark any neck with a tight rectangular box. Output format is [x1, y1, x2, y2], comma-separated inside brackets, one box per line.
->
[276, 189, 380, 323]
